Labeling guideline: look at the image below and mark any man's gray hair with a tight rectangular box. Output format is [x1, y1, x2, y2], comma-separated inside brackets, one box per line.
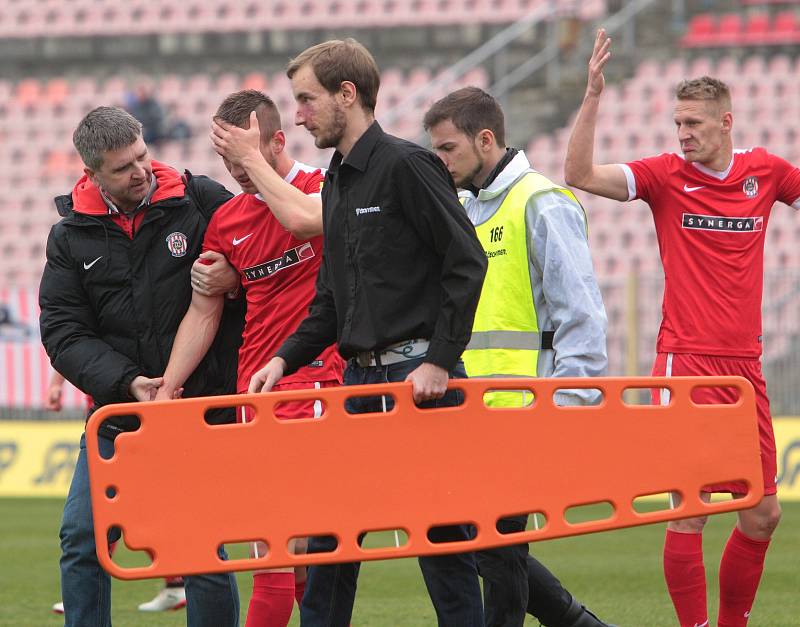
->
[73, 106, 143, 170]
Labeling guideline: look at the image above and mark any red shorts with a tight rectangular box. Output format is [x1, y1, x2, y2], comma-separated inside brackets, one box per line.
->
[239, 380, 339, 422]
[651, 352, 777, 496]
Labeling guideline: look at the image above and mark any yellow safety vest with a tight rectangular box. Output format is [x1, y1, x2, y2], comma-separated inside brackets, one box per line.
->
[462, 171, 585, 407]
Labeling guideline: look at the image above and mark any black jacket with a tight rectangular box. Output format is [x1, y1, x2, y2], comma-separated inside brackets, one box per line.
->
[39, 161, 244, 436]
[277, 122, 487, 372]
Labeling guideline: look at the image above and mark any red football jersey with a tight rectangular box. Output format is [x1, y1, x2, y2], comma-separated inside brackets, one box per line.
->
[203, 162, 343, 392]
[621, 148, 800, 357]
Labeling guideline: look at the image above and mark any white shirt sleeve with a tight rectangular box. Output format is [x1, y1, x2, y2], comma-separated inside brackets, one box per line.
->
[617, 163, 637, 201]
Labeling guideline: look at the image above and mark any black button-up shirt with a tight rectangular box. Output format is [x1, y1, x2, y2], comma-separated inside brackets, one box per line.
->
[277, 121, 487, 372]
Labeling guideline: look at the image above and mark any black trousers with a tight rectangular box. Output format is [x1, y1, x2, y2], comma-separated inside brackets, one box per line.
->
[476, 515, 573, 627]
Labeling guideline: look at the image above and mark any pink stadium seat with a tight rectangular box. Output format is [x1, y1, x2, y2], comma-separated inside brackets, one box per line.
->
[768, 54, 793, 76]
[741, 56, 766, 78]
[769, 11, 800, 44]
[715, 14, 744, 46]
[44, 79, 69, 107]
[662, 59, 686, 82]
[743, 12, 770, 45]
[714, 55, 739, 81]
[214, 73, 241, 96]
[242, 72, 268, 92]
[688, 56, 714, 78]
[681, 14, 716, 48]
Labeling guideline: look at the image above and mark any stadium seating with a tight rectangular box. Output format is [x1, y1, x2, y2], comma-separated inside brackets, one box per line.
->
[0, 0, 607, 38]
[681, 10, 800, 47]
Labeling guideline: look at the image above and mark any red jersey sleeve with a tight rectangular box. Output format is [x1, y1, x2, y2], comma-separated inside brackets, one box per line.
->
[202, 213, 224, 254]
[302, 169, 325, 195]
[625, 153, 671, 204]
[769, 152, 800, 207]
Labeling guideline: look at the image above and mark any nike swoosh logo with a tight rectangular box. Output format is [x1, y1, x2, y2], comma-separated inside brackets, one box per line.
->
[83, 256, 102, 270]
[683, 184, 705, 192]
[232, 233, 253, 246]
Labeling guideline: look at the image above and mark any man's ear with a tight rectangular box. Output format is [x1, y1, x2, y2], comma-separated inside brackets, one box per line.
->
[339, 80, 358, 108]
[721, 111, 733, 135]
[476, 129, 495, 152]
[271, 129, 287, 154]
[84, 167, 99, 186]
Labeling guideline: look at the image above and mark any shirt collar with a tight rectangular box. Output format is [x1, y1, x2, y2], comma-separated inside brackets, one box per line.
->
[691, 152, 735, 180]
[330, 120, 383, 174]
[100, 176, 158, 215]
[464, 147, 519, 196]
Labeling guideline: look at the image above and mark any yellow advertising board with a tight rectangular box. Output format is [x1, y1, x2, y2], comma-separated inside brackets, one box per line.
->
[0, 421, 84, 497]
[0, 418, 799, 499]
[774, 417, 800, 500]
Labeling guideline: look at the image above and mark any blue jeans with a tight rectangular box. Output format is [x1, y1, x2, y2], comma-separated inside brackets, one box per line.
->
[60, 433, 239, 627]
[300, 358, 484, 626]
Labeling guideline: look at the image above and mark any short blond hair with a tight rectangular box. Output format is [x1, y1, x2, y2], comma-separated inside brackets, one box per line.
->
[287, 38, 380, 112]
[676, 76, 732, 112]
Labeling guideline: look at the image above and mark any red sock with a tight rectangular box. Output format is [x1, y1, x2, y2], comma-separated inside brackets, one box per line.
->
[664, 529, 708, 627]
[165, 576, 184, 587]
[294, 578, 306, 607]
[244, 572, 295, 627]
[718, 527, 770, 627]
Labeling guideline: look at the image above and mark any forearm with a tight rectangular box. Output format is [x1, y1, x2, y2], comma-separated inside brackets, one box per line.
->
[564, 93, 601, 190]
[161, 295, 224, 392]
[240, 154, 322, 238]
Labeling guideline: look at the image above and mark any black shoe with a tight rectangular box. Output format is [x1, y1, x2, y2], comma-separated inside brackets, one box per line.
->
[559, 596, 617, 627]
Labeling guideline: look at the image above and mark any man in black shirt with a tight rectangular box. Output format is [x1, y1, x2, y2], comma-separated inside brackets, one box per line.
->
[249, 38, 487, 626]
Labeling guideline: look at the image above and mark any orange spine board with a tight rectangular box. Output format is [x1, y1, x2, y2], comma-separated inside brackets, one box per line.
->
[85, 376, 763, 580]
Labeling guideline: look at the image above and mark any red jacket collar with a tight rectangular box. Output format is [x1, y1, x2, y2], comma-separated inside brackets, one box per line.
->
[71, 160, 186, 215]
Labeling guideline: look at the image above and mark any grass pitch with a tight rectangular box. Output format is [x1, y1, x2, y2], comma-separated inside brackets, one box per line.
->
[1, 499, 798, 626]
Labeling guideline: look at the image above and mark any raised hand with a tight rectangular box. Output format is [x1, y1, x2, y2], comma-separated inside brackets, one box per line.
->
[587, 28, 612, 98]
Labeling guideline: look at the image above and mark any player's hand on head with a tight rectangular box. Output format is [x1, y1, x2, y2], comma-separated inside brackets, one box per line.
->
[191, 251, 238, 296]
[210, 111, 261, 165]
[248, 357, 287, 394]
[587, 28, 611, 98]
[405, 362, 449, 404]
[130, 375, 164, 402]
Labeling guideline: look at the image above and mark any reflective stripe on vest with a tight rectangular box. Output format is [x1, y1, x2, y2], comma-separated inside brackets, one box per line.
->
[466, 330, 545, 351]
[462, 171, 585, 407]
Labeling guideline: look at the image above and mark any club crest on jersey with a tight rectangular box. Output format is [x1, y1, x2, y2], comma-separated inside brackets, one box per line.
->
[742, 176, 759, 198]
[242, 242, 315, 282]
[166, 232, 188, 257]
